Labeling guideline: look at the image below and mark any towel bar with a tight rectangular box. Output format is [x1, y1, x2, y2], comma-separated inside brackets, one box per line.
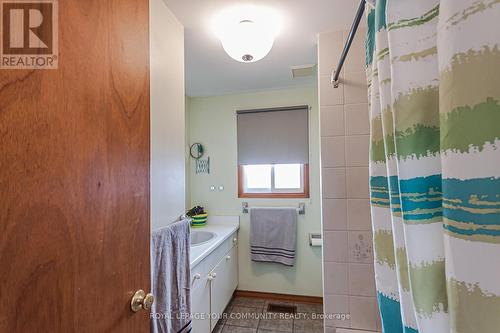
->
[242, 202, 305, 215]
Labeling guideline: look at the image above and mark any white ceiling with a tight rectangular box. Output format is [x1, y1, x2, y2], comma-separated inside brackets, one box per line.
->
[163, 0, 365, 97]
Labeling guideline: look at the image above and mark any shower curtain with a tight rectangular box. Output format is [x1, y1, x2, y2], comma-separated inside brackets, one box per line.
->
[366, 1, 500, 332]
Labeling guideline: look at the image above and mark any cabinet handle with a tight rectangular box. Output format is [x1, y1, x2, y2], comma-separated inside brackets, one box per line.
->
[226, 255, 231, 261]
[207, 272, 217, 281]
[233, 237, 237, 243]
[193, 273, 201, 280]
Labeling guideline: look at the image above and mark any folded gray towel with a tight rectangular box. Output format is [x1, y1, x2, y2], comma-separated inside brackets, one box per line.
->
[250, 207, 297, 266]
[151, 218, 192, 333]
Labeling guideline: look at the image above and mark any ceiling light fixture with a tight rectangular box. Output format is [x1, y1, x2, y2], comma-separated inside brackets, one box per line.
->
[212, 5, 282, 63]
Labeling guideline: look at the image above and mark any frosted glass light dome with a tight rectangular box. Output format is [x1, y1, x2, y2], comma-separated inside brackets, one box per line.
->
[213, 6, 282, 63]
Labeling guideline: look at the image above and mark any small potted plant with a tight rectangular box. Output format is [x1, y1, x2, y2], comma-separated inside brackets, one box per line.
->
[186, 205, 208, 228]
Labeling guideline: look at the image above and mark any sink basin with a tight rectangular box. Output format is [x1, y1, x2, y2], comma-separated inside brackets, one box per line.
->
[191, 230, 216, 246]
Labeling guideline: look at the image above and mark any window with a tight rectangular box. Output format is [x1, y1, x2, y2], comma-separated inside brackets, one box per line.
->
[237, 106, 310, 198]
[239, 164, 309, 197]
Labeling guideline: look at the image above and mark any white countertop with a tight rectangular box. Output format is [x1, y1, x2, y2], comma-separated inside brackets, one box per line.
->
[190, 216, 239, 268]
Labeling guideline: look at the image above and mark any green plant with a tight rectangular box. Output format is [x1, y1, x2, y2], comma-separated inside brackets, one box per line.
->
[186, 205, 206, 217]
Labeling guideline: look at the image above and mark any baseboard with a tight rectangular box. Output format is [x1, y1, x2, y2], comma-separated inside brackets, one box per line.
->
[234, 290, 323, 304]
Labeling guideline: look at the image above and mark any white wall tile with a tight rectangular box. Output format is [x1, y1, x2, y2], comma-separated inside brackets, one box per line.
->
[319, 31, 343, 76]
[347, 199, 371, 231]
[322, 137, 346, 168]
[343, 28, 367, 73]
[345, 135, 369, 167]
[349, 296, 378, 331]
[324, 262, 349, 295]
[323, 199, 347, 231]
[320, 75, 344, 106]
[324, 294, 350, 328]
[324, 327, 336, 333]
[345, 103, 370, 135]
[346, 167, 369, 198]
[344, 71, 368, 105]
[321, 106, 345, 137]
[319, 29, 378, 317]
[322, 168, 346, 199]
[376, 307, 382, 331]
[323, 231, 348, 262]
[348, 231, 374, 264]
[349, 263, 376, 296]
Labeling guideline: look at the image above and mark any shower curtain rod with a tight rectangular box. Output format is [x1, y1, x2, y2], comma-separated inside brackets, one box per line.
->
[331, 0, 366, 88]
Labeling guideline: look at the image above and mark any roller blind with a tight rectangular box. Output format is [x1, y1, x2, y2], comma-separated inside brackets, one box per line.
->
[237, 105, 309, 165]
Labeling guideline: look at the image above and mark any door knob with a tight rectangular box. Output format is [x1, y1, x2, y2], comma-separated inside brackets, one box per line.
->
[226, 255, 231, 261]
[131, 290, 154, 312]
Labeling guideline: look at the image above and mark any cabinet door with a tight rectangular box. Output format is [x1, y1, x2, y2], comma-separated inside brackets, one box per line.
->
[210, 245, 238, 330]
[228, 244, 238, 292]
[191, 274, 211, 333]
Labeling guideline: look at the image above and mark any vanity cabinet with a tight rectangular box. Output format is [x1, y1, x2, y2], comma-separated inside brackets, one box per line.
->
[191, 272, 211, 333]
[191, 232, 238, 333]
[209, 244, 238, 329]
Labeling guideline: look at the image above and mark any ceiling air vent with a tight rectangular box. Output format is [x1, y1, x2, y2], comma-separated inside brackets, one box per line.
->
[291, 64, 316, 78]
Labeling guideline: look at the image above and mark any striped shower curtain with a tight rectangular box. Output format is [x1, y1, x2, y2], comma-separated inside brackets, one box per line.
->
[366, 1, 500, 332]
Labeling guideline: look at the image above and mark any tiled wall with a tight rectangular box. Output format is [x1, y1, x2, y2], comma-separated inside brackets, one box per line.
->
[318, 30, 381, 332]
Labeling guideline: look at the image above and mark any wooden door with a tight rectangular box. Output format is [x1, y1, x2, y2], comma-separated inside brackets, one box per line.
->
[0, 0, 150, 332]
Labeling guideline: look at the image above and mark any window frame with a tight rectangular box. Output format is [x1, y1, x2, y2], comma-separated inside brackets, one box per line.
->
[238, 164, 310, 198]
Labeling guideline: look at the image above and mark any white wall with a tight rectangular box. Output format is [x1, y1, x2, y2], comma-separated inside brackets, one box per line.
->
[187, 86, 323, 297]
[185, 96, 191, 209]
[318, 29, 381, 331]
[150, 0, 185, 230]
